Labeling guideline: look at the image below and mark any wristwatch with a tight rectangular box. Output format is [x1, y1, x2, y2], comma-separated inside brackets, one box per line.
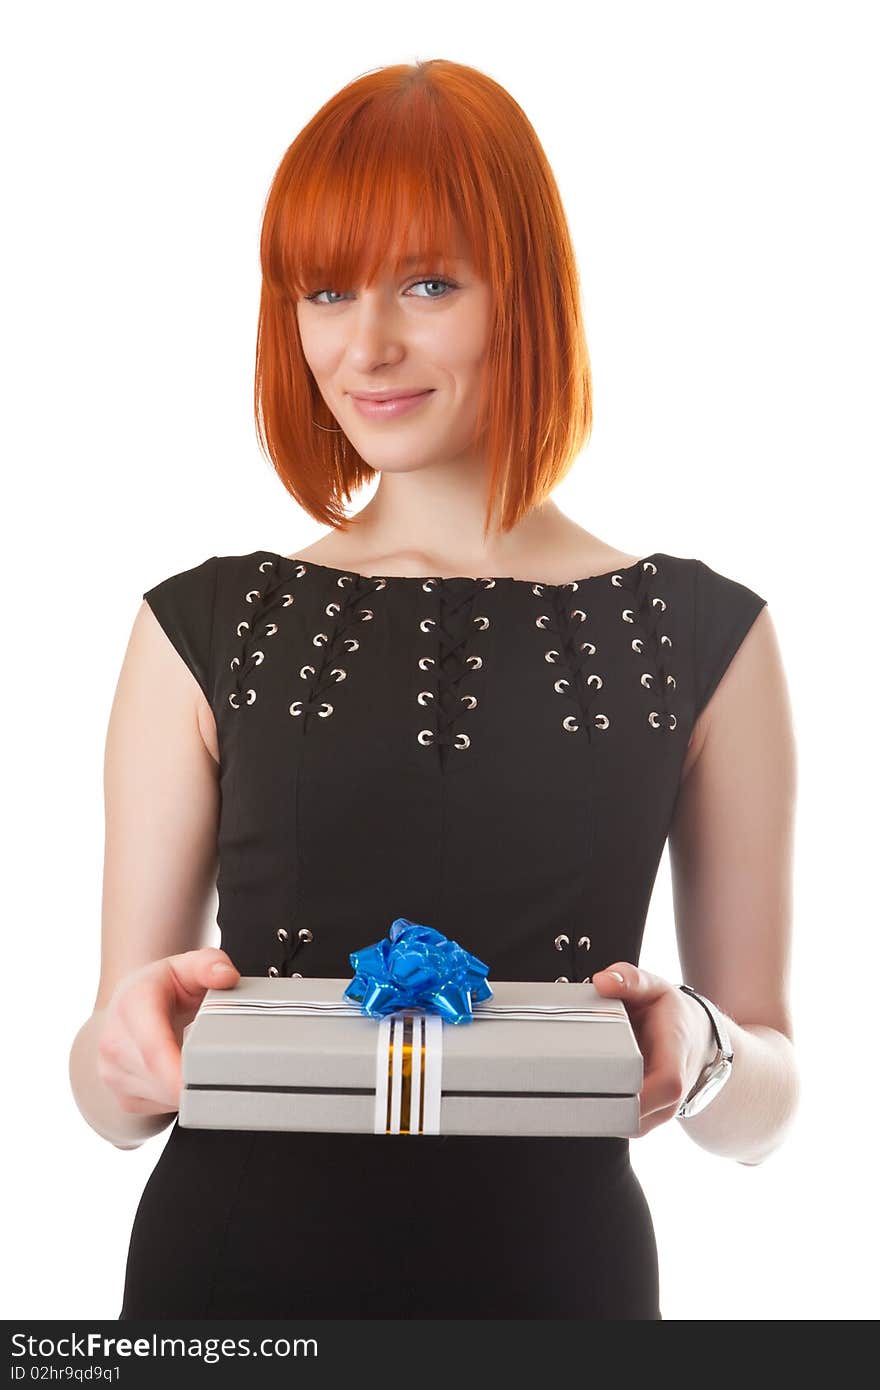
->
[675, 985, 734, 1119]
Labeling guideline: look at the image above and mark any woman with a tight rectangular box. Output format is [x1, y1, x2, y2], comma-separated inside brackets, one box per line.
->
[69, 58, 799, 1320]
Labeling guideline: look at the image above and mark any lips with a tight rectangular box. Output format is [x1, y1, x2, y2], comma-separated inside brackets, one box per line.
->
[350, 390, 432, 402]
[349, 389, 435, 420]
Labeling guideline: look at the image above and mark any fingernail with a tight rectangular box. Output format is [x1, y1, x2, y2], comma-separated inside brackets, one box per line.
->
[211, 962, 232, 976]
[606, 971, 625, 984]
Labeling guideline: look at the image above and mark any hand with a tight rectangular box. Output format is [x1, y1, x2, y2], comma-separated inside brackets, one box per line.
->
[592, 963, 718, 1135]
[96, 948, 240, 1118]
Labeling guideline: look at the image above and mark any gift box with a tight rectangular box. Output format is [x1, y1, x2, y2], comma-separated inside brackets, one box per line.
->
[179, 975, 643, 1138]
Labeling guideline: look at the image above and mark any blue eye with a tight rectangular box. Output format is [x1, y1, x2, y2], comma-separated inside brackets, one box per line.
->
[303, 278, 457, 305]
[304, 289, 347, 305]
[407, 278, 457, 299]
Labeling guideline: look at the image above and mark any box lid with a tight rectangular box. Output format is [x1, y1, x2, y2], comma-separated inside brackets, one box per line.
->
[182, 976, 643, 1095]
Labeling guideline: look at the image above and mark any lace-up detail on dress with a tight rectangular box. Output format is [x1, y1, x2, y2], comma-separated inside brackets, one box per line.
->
[531, 581, 609, 738]
[552, 931, 592, 984]
[267, 925, 314, 979]
[615, 559, 678, 731]
[289, 571, 387, 728]
[228, 556, 302, 708]
[416, 576, 492, 759]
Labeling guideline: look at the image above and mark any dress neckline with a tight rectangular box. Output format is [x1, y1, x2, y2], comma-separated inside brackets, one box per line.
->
[260, 550, 663, 589]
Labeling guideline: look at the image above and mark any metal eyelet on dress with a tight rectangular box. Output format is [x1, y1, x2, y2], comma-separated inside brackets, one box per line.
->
[228, 688, 256, 709]
[555, 976, 570, 984]
[612, 560, 656, 587]
[554, 933, 570, 950]
[648, 710, 678, 730]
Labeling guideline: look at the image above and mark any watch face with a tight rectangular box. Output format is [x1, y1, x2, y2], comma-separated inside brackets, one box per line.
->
[684, 1060, 732, 1117]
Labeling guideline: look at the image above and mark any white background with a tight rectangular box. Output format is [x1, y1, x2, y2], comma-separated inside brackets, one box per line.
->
[3, 0, 877, 1321]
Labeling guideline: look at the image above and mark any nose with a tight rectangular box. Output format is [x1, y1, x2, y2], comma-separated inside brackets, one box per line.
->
[344, 290, 408, 370]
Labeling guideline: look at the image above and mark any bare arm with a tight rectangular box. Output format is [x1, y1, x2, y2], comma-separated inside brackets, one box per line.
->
[68, 599, 222, 1149]
[668, 605, 800, 1164]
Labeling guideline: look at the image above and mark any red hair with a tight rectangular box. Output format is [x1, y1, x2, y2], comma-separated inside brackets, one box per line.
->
[254, 58, 592, 538]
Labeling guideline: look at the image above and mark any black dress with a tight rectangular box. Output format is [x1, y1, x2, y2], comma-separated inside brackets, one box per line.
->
[118, 548, 767, 1320]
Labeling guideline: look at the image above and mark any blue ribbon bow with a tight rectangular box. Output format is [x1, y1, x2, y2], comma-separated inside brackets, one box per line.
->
[344, 916, 493, 1024]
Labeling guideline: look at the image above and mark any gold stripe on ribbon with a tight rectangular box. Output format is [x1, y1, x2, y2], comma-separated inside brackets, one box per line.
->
[399, 1014, 411, 1133]
[385, 1017, 394, 1133]
[419, 1015, 426, 1134]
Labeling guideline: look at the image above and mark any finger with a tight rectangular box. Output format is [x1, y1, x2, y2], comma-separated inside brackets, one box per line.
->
[630, 1003, 689, 1119]
[97, 1029, 174, 1111]
[98, 1057, 173, 1112]
[636, 1101, 682, 1137]
[118, 974, 186, 1104]
[98, 1030, 147, 1080]
[591, 963, 669, 1006]
[166, 948, 241, 1007]
[639, 1050, 688, 1120]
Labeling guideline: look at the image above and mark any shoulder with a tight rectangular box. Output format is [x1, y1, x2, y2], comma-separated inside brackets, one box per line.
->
[142, 552, 277, 616]
[675, 554, 776, 768]
[626, 552, 770, 758]
[140, 552, 270, 707]
[647, 550, 767, 624]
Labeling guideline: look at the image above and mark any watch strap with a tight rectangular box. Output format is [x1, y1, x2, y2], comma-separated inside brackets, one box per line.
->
[678, 984, 734, 1062]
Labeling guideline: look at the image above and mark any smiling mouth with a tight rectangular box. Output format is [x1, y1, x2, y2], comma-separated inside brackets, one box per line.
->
[348, 389, 436, 419]
[351, 390, 433, 402]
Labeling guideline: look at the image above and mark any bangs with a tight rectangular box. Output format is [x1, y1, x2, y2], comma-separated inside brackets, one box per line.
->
[260, 87, 492, 300]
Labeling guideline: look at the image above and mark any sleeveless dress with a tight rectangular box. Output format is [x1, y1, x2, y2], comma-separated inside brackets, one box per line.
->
[117, 548, 767, 1320]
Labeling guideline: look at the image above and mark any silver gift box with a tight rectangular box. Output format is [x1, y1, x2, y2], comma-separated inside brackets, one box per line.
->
[179, 976, 643, 1138]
